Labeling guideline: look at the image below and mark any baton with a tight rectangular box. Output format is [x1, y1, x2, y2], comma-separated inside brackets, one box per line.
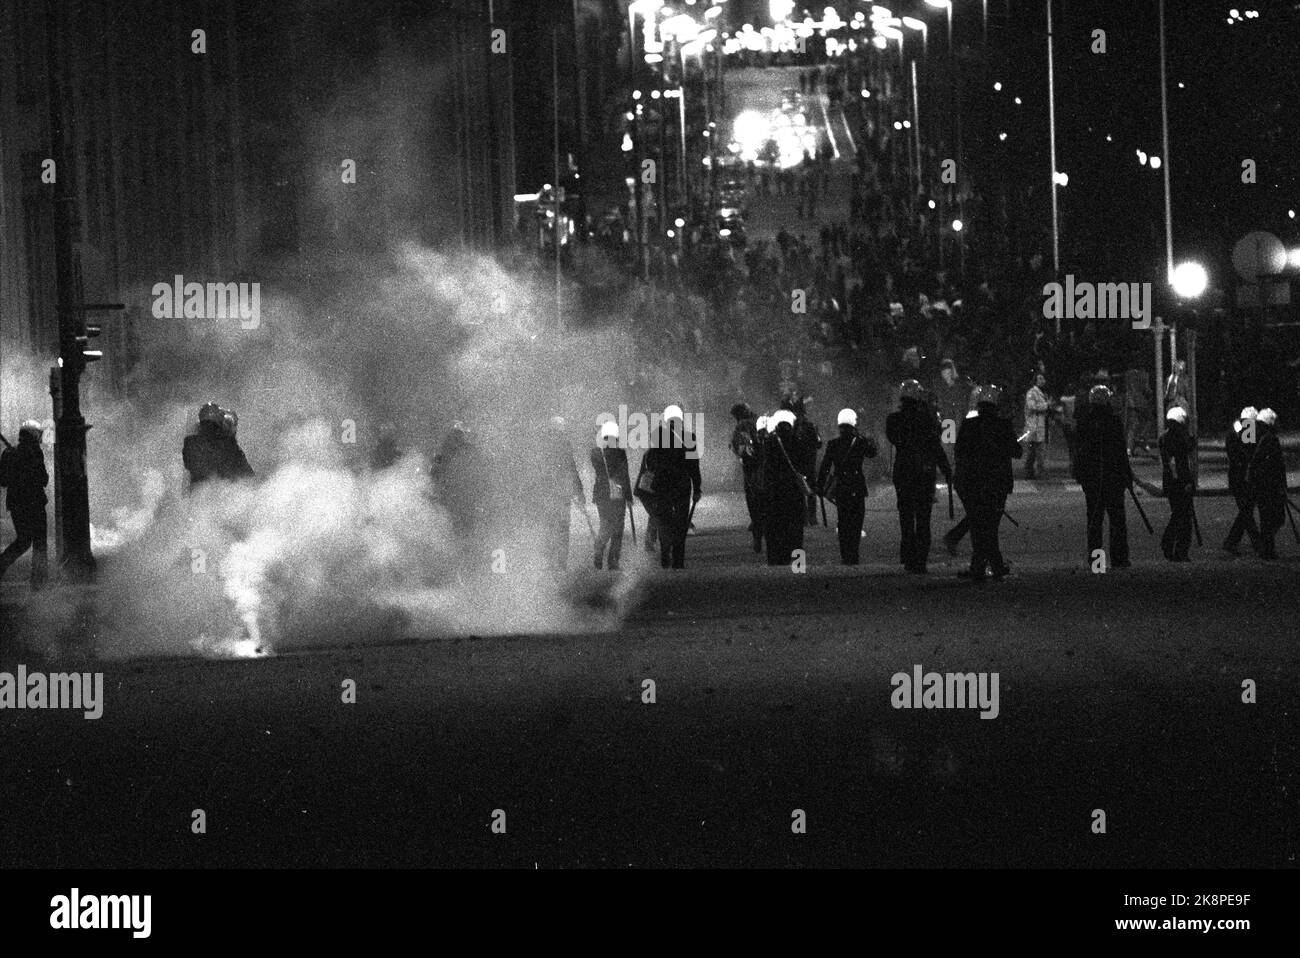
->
[0, 430, 12, 449]
[1001, 509, 1020, 528]
[687, 494, 698, 528]
[626, 497, 637, 545]
[947, 483, 954, 520]
[819, 493, 828, 527]
[1190, 499, 1203, 548]
[1127, 484, 1154, 535]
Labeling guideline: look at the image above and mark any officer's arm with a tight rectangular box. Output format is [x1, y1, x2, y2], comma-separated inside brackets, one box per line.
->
[688, 454, 702, 497]
[817, 448, 833, 488]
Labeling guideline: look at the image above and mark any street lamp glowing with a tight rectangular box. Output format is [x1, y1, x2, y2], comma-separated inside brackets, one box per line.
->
[924, 0, 950, 8]
[1149, 155, 1162, 170]
[1289, 248, 1300, 268]
[769, 0, 795, 22]
[1052, 171, 1068, 187]
[951, 218, 963, 232]
[629, 0, 665, 15]
[662, 13, 701, 41]
[1170, 261, 1208, 299]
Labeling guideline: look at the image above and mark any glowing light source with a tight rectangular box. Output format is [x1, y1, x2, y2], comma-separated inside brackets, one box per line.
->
[1170, 261, 1208, 299]
[951, 218, 963, 232]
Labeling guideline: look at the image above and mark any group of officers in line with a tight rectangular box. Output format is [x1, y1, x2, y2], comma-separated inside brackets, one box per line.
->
[0, 383, 1288, 590]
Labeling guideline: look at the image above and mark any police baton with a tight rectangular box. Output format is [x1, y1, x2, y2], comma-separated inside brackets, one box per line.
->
[1001, 509, 1020, 528]
[0, 431, 11, 449]
[1126, 484, 1155, 535]
[626, 497, 637, 545]
[947, 483, 955, 520]
[818, 493, 828, 527]
[1190, 499, 1203, 548]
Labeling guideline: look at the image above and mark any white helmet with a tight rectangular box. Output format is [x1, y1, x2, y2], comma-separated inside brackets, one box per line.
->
[663, 404, 684, 422]
[1240, 406, 1258, 422]
[770, 409, 797, 430]
[1233, 419, 1243, 434]
[1165, 406, 1188, 424]
[598, 420, 620, 441]
[19, 419, 43, 441]
[837, 408, 857, 427]
[1257, 408, 1277, 426]
[755, 415, 769, 433]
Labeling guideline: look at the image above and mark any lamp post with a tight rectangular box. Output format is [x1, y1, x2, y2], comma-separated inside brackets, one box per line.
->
[1047, 0, 1061, 333]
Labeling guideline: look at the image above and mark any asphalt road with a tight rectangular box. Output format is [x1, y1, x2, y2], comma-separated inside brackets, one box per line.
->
[1, 486, 1296, 868]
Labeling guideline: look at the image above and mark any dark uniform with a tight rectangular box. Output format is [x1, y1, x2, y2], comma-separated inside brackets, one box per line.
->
[0, 429, 49, 586]
[763, 418, 807, 565]
[635, 421, 701, 569]
[885, 398, 952, 572]
[431, 427, 492, 544]
[954, 405, 1022, 581]
[817, 425, 878, 564]
[791, 401, 822, 526]
[540, 431, 584, 571]
[1223, 420, 1261, 555]
[182, 420, 254, 488]
[1074, 401, 1132, 567]
[590, 443, 631, 569]
[1248, 419, 1286, 560]
[730, 408, 765, 553]
[1159, 417, 1194, 561]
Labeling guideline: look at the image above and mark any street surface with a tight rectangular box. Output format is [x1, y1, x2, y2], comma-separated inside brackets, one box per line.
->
[2, 483, 1295, 868]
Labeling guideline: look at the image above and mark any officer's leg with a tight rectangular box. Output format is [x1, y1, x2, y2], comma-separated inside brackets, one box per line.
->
[1085, 488, 1103, 560]
[607, 504, 625, 569]
[29, 511, 48, 585]
[0, 511, 35, 579]
[914, 490, 932, 569]
[989, 500, 1007, 574]
[896, 491, 913, 566]
[1108, 488, 1129, 565]
[671, 499, 688, 568]
[842, 497, 864, 564]
[1173, 493, 1192, 559]
[968, 504, 988, 577]
[1161, 498, 1176, 559]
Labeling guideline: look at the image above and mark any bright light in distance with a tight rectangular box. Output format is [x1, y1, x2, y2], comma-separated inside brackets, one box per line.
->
[645, 53, 663, 63]
[1170, 261, 1208, 299]
[993, 81, 1002, 91]
[651, 89, 661, 99]
[667, 229, 676, 237]
[998, 132, 1007, 141]
[705, 6, 722, 19]
[1013, 96, 1022, 105]
[770, 0, 795, 22]
[1290, 209, 1297, 219]
[675, 217, 686, 228]
[861, 89, 870, 98]
[893, 121, 902, 130]
[1053, 171, 1068, 187]
[1137, 150, 1148, 165]
[1149, 156, 1162, 169]
[871, 34, 887, 48]
[719, 228, 732, 237]
[902, 16, 925, 31]
[928, 200, 936, 209]
[1289, 248, 1300, 268]
[924, 0, 951, 8]
[622, 133, 633, 152]
[629, 0, 665, 16]
[951, 218, 963, 232]
[903, 120, 911, 129]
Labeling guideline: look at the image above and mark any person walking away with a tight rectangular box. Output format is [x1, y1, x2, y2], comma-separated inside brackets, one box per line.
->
[1023, 374, 1051, 479]
[1248, 408, 1286, 560]
[886, 379, 952, 574]
[634, 405, 701, 569]
[590, 420, 631, 570]
[1159, 406, 1194, 562]
[183, 401, 254, 490]
[790, 396, 822, 527]
[1073, 385, 1131, 568]
[954, 385, 1023, 583]
[0, 420, 49, 588]
[730, 403, 766, 553]
[818, 408, 878, 564]
[763, 410, 807, 565]
[541, 416, 584, 571]
[1223, 407, 1262, 556]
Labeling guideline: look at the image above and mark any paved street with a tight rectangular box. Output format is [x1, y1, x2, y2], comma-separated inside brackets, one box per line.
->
[2, 485, 1295, 868]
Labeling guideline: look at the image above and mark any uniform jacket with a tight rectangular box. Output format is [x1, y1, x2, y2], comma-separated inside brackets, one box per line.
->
[1073, 404, 1132, 492]
[0, 436, 49, 514]
[590, 446, 631, 504]
[1246, 425, 1286, 504]
[1225, 425, 1250, 497]
[954, 408, 1022, 503]
[183, 422, 255, 486]
[1159, 422, 1194, 495]
[791, 416, 821, 478]
[1023, 385, 1050, 443]
[885, 400, 951, 491]
[637, 423, 702, 503]
[730, 419, 764, 484]
[763, 426, 809, 515]
[817, 428, 878, 501]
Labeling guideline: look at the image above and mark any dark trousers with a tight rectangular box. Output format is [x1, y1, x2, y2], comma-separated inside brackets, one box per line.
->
[1024, 441, 1044, 478]
[594, 499, 626, 569]
[744, 480, 765, 550]
[805, 490, 819, 526]
[835, 495, 865, 564]
[1162, 489, 1193, 560]
[0, 508, 48, 585]
[1084, 486, 1129, 565]
[968, 497, 1008, 577]
[765, 499, 805, 566]
[1257, 499, 1284, 559]
[1223, 494, 1260, 553]
[895, 486, 933, 570]
[656, 496, 690, 569]
[944, 514, 969, 546]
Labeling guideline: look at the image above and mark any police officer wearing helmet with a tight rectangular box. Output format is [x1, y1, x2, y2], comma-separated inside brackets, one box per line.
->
[953, 384, 1022, 583]
[183, 402, 254, 490]
[762, 409, 807, 565]
[1074, 384, 1132, 568]
[1159, 406, 1194, 561]
[0, 420, 49, 588]
[590, 420, 631, 570]
[635, 404, 701, 569]
[817, 408, 878, 564]
[1249, 408, 1286, 560]
[1223, 407, 1261, 556]
[886, 379, 952, 573]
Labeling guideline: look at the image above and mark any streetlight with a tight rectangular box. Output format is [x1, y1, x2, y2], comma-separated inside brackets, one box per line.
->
[901, 16, 928, 58]
[924, 0, 953, 49]
[1170, 261, 1207, 299]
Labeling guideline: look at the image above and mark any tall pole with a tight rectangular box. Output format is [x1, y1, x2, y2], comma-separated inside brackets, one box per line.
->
[1158, 0, 1174, 282]
[677, 47, 688, 212]
[629, 11, 648, 279]
[1046, 0, 1061, 335]
[910, 57, 922, 197]
[46, 0, 96, 581]
[552, 25, 563, 330]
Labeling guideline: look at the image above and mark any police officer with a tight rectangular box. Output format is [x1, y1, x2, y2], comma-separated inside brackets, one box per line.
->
[635, 405, 701, 569]
[886, 379, 952, 574]
[1249, 408, 1286, 560]
[763, 409, 807, 565]
[1159, 406, 1194, 562]
[431, 421, 492, 546]
[183, 402, 254, 489]
[1223, 407, 1261, 556]
[818, 408, 878, 565]
[730, 403, 765, 553]
[0, 420, 49, 588]
[541, 416, 584, 571]
[954, 385, 1022, 583]
[790, 395, 822, 527]
[590, 420, 631, 570]
[1074, 384, 1132, 568]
